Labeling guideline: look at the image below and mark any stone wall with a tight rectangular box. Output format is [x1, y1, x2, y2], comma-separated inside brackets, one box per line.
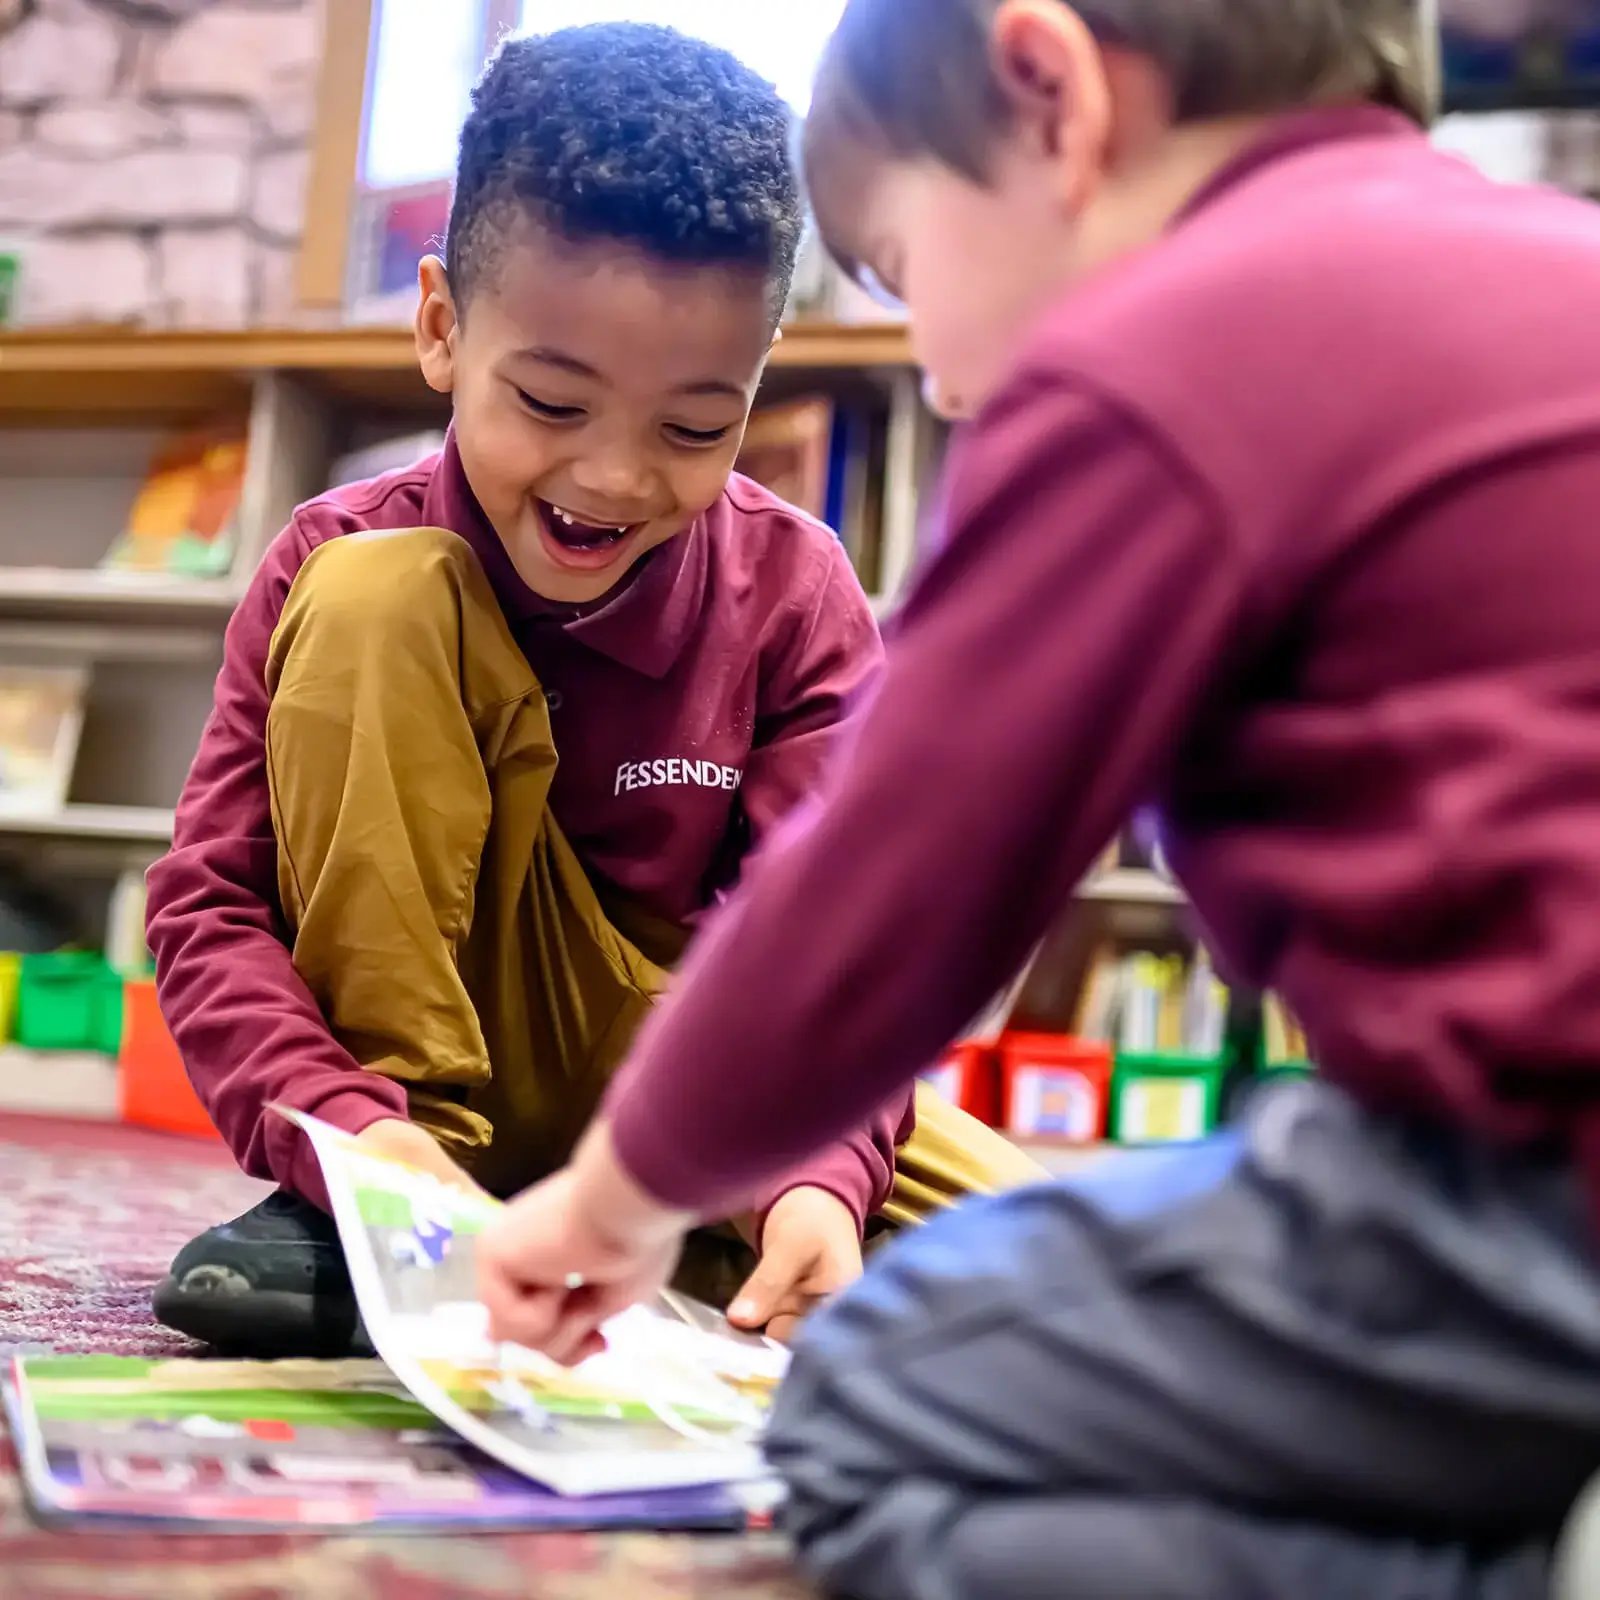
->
[0, 0, 323, 327]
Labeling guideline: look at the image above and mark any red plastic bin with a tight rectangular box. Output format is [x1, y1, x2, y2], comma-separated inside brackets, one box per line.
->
[920, 1041, 1002, 1126]
[1000, 1033, 1113, 1145]
[118, 978, 220, 1142]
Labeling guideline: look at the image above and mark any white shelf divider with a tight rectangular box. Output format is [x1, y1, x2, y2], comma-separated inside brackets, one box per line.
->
[0, 804, 176, 844]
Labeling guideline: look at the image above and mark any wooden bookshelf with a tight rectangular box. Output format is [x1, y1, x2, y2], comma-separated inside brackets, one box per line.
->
[0, 320, 935, 958]
[0, 321, 916, 425]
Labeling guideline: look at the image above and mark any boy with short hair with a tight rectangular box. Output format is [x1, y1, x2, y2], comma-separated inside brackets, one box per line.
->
[478, 2, 1600, 1595]
[147, 23, 1038, 1359]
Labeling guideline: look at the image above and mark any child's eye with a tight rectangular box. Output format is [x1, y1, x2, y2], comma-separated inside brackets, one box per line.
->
[666, 423, 733, 447]
[517, 390, 586, 422]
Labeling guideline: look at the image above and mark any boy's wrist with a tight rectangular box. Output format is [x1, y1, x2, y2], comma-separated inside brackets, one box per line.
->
[759, 1184, 860, 1247]
[350, 1117, 482, 1195]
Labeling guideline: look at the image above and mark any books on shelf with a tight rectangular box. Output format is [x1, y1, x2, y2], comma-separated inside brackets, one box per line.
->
[1262, 993, 1311, 1067]
[735, 396, 887, 590]
[102, 422, 249, 579]
[1071, 943, 1229, 1059]
[4, 1106, 790, 1532]
[1442, 10, 1600, 110]
[0, 665, 87, 818]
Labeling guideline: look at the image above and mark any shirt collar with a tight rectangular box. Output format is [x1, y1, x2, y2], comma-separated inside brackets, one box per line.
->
[421, 425, 708, 680]
[1174, 104, 1422, 227]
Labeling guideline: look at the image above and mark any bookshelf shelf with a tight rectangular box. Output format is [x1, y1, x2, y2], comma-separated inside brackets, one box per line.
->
[0, 568, 241, 621]
[0, 1048, 120, 1120]
[1078, 869, 1187, 907]
[0, 321, 916, 424]
[1442, 82, 1600, 114]
[1013, 1138, 1114, 1176]
[0, 620, 222, 664]
[0, 805, 176, 844]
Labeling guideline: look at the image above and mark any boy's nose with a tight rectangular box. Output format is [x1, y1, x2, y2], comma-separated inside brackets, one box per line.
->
[569, 453, 654, 506]
[922, 372, 972, 422]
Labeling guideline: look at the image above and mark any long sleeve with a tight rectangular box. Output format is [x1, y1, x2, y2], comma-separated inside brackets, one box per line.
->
[604, 375, 1252, 1217]
[145, 524, 409, 1208]
[739, 533, 905, 1229]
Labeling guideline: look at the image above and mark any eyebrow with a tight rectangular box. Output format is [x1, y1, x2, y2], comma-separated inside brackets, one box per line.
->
[515, 346, 747, 402]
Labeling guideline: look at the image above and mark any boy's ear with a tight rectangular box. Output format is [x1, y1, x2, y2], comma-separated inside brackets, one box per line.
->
[990, 0, 1112, 202]
[415, 256, 459, 396]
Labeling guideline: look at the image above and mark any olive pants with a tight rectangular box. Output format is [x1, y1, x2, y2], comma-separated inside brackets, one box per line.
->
[266, 527, 1043, 1298]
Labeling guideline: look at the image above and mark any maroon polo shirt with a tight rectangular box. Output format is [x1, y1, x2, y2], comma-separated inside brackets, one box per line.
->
[145, 435, 898, 1219]
[604, 105, 1600, 1225]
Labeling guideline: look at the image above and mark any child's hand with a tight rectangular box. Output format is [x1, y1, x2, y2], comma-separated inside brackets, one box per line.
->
[728, 1187, 863, 1344]
[479, 1120, 695, 1366]
[352, 1118, 486, 1198]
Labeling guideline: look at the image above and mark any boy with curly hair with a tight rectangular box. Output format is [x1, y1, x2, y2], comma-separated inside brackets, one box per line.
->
[147, 23, 1037, 1358]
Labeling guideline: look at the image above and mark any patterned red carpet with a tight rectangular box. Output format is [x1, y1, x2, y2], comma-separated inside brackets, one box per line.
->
[0, 1114, 266, 1358]
[0, 1114, 812, 1598]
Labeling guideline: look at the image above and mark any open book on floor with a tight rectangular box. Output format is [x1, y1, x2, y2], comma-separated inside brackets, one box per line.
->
[4, 1110, 789, 1533]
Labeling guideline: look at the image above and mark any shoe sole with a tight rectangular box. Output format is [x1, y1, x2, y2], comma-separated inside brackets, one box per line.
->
[152, 1274, 375, 1360]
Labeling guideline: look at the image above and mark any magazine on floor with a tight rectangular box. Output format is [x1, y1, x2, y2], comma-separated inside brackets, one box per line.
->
[4, 1109, 789, 1531]
[2, 1355, 762, 1533]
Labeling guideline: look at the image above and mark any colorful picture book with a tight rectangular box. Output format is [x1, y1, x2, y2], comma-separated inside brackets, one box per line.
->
[0, 665, 87, 817]
[6, 1108, 789, 1532]
[103, 423, 249, 578]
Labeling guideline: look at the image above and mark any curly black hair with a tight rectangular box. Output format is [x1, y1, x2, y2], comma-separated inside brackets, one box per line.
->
[447, 23, 803, 318]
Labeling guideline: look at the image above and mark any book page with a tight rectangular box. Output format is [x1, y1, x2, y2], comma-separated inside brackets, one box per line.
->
[280, 1108, 787, 1499]
[4, 1354, 748, 1532]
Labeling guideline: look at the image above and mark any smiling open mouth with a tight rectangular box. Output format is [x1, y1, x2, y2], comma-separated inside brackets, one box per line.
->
[537, 499, 636, 554]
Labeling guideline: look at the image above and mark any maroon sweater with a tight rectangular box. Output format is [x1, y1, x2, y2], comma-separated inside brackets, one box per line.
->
[606, 106, 1600, 1220]
[145, 440, 901, 1219]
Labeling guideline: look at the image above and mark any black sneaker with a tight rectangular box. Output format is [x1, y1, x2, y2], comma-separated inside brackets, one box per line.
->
[152, 1190, 374, 1358]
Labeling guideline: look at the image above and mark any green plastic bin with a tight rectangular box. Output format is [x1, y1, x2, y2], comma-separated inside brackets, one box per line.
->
[1110, 1053, 1226, 1145]
[15, 953, 124, 1054]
